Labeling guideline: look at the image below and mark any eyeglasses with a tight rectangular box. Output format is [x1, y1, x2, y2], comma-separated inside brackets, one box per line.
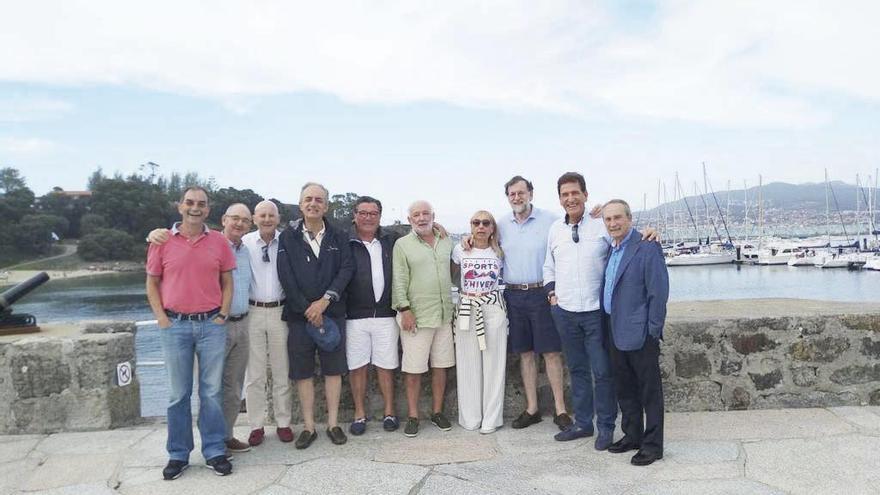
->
[226, 215, 252, 225]
[261, 245, 270, 262]
[355, 210, 380, 218]
[571, 224, 579, 243]
[471, 219, 492, 227]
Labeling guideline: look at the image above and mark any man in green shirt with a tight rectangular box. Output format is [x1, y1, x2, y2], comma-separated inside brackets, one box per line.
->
[392, 200, 456, 437]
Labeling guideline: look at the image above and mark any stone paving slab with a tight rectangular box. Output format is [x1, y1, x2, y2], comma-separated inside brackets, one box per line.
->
[21, 453, 119, 491]
[278, 457, 428, 494]
[666, 408, 855, 441]
[3, 407, 880, 495]
[744, 434, 880, 495]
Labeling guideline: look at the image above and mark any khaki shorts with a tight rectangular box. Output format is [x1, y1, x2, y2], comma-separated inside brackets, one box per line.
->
[398, 318, 456, 374]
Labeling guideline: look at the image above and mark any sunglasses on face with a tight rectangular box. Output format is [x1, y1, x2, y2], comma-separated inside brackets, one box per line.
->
[471, 219, 492, 227]
[571, 224, 579, 243]
[262, 245, 270, 262]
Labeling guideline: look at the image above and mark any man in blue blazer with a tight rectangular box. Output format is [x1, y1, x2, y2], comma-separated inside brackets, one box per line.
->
[601, 199, 669, 466]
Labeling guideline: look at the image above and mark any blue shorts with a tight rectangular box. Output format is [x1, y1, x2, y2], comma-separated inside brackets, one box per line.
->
[504, 289, 562, 354]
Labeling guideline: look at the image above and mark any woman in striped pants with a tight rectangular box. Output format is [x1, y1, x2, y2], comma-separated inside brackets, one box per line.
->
[451, 210, 509, 434]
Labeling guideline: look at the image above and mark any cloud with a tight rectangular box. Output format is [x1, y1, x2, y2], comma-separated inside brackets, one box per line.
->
[0, 96, 74, 122]
[0, 136, 57, 154]
[0, 0, 876, 128]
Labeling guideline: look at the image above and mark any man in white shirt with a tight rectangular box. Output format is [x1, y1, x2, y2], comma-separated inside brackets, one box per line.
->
[241, 200, 295, 446]
[543, 172, 616, 451]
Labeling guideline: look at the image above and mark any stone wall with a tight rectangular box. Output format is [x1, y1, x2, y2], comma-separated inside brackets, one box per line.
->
[0, 322, 141, 434]
[660, 300, 880, 412]
[257, 300, 880, 422]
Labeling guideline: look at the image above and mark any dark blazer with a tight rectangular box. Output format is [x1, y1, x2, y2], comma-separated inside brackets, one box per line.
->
[277, 218, 354, 321]
[601, 230, 670, 351]
[346, 228, 399, 319]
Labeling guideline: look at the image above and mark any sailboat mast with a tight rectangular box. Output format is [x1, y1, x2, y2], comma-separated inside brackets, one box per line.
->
[825, 169, 830, 244]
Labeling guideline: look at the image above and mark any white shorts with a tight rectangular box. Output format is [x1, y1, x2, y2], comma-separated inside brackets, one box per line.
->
[345, 317, 400, 370]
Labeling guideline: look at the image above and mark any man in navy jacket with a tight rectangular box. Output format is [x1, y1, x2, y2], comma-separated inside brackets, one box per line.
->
[600, 199, 669, 466]
[277, 182, 354, 449]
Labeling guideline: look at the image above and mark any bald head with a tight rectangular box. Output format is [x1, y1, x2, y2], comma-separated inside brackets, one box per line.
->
[222, 203, 252, 243]
[253, 199, 280, 239]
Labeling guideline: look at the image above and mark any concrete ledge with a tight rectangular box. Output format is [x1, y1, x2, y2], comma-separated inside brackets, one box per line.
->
[0, 322, 141, 434]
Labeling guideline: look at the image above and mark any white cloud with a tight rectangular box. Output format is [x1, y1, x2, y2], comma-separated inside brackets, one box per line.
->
[0, 96, 74, 122]
[0, 136, 57, 154]
[0, 0, 876, 128]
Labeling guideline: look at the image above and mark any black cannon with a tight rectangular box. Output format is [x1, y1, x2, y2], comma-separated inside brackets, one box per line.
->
[0, 271, 49, 335]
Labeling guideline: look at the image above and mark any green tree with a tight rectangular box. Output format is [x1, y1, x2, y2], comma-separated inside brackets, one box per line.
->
[90, 176, 173, 239]
[79, 213, 107, 235]
[0, 167, 26, 193]
[0, 187, 36, 222]
[14, 215, 60, 254]
[207, 187, 264, 224]
[86, 167, 106, 190]
[79, 228, 138, 261]
[20, 214, 69, 238]
[37, 190, 91, 237]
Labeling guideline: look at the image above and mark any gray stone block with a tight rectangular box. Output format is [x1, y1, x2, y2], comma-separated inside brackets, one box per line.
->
[732, 333, 777, 355]
[860, 337, 880, 359]
[666, 381, 723, 411]
[791, 366, 818, 387]
[749, 369, 782, 391]
[829, 364, 880, 385]
[674, 351, 711, 379]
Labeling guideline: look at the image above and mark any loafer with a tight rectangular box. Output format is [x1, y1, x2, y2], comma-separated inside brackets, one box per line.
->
[295, 429, 317, 450]
[594, 430, 613, 451]
[608, 437, 641, 454]
[430, 412, 452, 431]
[327, 426, 348, 445]
[404, 417, 419, 437]
[382, 415, 400, 432]
[553, 412, 573, 431]
[206, 455, 232, 476]
[350, 417, 367, 436]
[276, 427, 294, 443]
[553, 425, 594, 442]
[248, 428, 265, 446]
[631, 450, 663, 466]
[511, 410, 542, 429]
[225, 438, 251, 453]
[162, 460, 189, 480]
[479, 427, 497, 435]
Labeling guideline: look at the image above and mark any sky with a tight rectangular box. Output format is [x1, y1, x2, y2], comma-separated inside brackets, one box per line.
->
[1, 0, 878, 231]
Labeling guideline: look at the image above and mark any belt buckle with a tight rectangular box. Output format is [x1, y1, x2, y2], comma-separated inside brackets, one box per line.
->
[517, 283, 530, 290]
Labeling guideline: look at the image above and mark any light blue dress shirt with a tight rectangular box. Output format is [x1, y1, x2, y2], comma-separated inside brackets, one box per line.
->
[603, 228, 635, 314]
[497, 206, 559, 284]
[229, 240, 251, 317]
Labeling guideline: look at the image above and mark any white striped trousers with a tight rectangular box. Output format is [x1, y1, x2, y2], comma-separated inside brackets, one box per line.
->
[454, 303, 508, 432]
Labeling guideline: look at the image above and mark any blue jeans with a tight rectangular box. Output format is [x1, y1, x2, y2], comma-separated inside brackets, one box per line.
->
[160, 319, 228, 461]
[550, 307, 616, 433]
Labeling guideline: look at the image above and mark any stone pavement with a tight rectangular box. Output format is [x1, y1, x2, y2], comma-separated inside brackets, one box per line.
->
[2, 406, 879, 495]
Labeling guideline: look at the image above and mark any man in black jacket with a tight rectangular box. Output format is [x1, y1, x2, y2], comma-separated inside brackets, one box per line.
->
[346, 196, 401, 435]
[277, 182, 354, 449]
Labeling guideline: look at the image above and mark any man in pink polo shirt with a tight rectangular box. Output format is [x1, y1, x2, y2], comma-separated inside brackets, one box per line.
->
[146, 186, 236, 480]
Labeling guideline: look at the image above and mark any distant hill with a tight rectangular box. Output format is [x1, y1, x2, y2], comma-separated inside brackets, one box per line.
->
[640, 181, 877, 217]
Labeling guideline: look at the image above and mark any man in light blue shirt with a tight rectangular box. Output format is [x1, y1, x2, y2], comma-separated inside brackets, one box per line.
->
[498, 176, 572, 431]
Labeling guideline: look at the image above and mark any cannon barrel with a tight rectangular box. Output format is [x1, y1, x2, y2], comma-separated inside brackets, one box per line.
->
[0, 272, 50, 311]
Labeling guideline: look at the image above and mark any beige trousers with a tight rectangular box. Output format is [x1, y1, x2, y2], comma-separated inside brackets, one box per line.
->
[244, 305, 293, 428]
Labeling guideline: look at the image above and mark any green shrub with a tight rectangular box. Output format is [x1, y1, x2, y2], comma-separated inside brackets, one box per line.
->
[79, 228, 138, 261]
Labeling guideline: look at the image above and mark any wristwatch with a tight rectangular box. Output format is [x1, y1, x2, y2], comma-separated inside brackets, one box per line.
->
[397, 305, 411, 312]
[323, 292, 337, 302]
[546, 291, 556, 302]
[217, 313, 229, 322]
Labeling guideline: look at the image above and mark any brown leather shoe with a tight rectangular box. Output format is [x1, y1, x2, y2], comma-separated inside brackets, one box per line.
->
[553, 413, 573, 431]
[277, 427, 294, 443]
[327, 426, 348, 445]
[225, 438, 251, 453]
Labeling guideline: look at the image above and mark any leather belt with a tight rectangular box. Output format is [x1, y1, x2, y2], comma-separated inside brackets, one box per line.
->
[165, 308, 220, 321]
[228, 313, 248, 322]
[505, 282, 543, 291]
[249, 299, 285, 308]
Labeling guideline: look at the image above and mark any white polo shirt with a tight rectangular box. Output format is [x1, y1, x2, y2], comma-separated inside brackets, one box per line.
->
[543, 215, 610, 312]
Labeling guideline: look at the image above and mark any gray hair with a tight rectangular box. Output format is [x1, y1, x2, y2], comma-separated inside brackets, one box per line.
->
[603, 199, 632, 219]
[407, 200, 433, 215]
[300, 182, 329, 202]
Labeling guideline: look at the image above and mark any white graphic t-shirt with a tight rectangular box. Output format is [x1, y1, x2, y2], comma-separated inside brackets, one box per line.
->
[452, 245, 502, 294]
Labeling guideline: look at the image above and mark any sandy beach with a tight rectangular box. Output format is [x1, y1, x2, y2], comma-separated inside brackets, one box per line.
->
[0, 266, 143, 285]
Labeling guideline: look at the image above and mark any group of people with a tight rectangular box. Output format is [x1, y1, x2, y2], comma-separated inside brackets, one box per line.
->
[145, 172, 670, 481]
